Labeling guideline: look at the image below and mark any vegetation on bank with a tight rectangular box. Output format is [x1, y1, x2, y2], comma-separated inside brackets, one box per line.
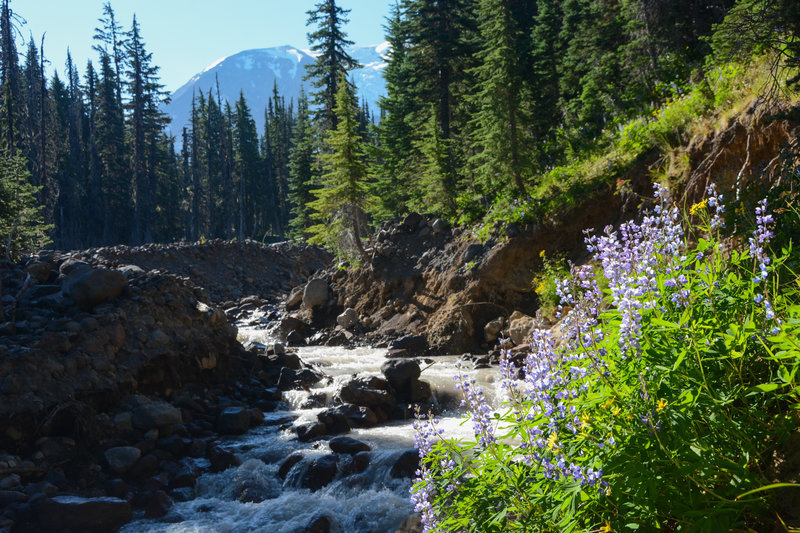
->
[413, 178, 800, 532]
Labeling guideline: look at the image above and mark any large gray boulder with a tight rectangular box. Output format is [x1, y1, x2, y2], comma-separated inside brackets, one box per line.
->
[62, 267, 127, 310]
[132, 401, 182, 430]
[104, 446, 142, 474]
[303, 278, 329, 308]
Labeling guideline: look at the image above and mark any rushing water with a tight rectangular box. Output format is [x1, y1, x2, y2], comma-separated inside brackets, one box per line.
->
[123, 327, 502, 533]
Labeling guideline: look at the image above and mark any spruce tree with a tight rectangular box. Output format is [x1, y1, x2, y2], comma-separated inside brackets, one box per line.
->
[0, 153, 51, 257]
[304, 0, 360, 132]
[469, 0, 531, 198]
[287, 87, 316, 239]
[308, 76, 371, 262]
[373, 3, 416, 219]
[0, 0, 22, 154]
[124, 15, 169, 243]
[232, 91, 259, 240]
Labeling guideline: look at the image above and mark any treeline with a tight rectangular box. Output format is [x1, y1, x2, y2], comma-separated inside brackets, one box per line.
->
[371, 0, 800, 223]
[1, 0, 798, 253]
[0, 0, 365, 249]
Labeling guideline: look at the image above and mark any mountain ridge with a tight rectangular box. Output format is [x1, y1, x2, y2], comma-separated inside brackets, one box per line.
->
[164, 43, 389, 137]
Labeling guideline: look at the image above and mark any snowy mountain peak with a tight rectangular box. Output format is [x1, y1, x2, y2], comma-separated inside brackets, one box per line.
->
[165, 43, 389, 137]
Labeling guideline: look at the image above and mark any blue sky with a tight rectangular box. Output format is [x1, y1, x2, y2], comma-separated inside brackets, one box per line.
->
[15, 0, 394, 92]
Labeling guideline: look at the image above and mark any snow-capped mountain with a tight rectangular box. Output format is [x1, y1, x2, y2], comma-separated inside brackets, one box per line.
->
[164, 44, 389, 137]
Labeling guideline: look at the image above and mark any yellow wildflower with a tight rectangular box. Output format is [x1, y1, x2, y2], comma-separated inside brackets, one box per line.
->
[657, 398, 668, 412]
[547, 433, 559, 451]
[539, 249, 546, 258]
[602, 397, 614, 409]
[581, 413, 591, 428]
[689, 198, 708, 215]
[535, 280, 547, 295]
[612, 406, 621, 416]
[600, 522, 612, 533]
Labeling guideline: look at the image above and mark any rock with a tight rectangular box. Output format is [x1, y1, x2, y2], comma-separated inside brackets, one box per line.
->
[301, 455, 339, 492]
[381, 359, 421, 392]
[431, 218, 450, 234]
[344, 451, 371, 475]
[117, 264, 145, 279]
[0, 474, 20, 490]
[286, 287, 304, 310]
[391, 449, 420, 479]
[278, 452, 304, 479]
[132, 401, 182, 430]
[395, 513, 423, 533]
[59, 258, 91, 276]
[272, 342, 286, 355]
[316, 409, 351, 435]
[145, 490, 172, 518]
[304, 514, 332, 533]
[329, 436, 371, 455]
[464, 243, 484, 263]
[0, 490, 27, 505]
[26, 262, 54, 283]
[336, 308, 359, 329]
[62, 267, 127, 310]
[303, 278, 329, 308]
[169, 465, 198, 489]
[129, 454, 160, 480]
[275, 351, 302, 370]
[104, 446, 142, 474]
[410, 379, 432, 403]
[296, 422, 327, 442]
[36, 496, 132, 531]
[336, 376, 396, 411]
[508, 310, 535, 345]
[286, 330, 307, 347]
[217, 406, 251, 435]
[387, 335, 428, 357]
[208, 446, 240, 472]
[402, 213, 423, 229]
[156, 434, 186, 457]
[484, 318, 504, 343]
[324, 404, 378, 429]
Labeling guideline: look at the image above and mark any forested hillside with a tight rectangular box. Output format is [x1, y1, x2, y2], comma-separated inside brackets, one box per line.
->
[0, 0, 798, 255]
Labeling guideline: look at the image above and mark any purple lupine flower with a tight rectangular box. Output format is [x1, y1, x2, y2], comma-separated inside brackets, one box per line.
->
[455, 368, 496, 447]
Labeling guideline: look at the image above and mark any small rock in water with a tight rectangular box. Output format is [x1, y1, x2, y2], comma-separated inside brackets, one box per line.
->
[304, 514, 332, 533]
[278, 452, 304, 479]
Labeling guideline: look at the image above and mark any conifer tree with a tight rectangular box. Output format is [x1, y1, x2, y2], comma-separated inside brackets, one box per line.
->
[232, 91, 259, 240]
[125, 15, 169, 243]
[400, 0, 478, 213]
[308, 76, 371, 262]
[93, 2, 126, 107]
[0, 0, 22, 154]
[0, 153, 51, 256]
[469, 0, 531, 198]
[287, 87, 316, 239]
[373, 3, 415, 218]
[304, 0, 360, 132]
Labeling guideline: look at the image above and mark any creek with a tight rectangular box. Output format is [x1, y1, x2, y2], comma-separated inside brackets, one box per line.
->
[121, 326, 503, 533]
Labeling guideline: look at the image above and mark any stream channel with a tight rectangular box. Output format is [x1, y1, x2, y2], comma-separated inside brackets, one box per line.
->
[122, 325, 504, 533]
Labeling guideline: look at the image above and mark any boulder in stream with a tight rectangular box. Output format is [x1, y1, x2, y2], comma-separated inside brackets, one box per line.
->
[301, 454, 339, 492]
[329, 436, 371, 455]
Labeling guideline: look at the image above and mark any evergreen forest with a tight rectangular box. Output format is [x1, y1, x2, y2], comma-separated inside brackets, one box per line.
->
[0, 0, 797, 256]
